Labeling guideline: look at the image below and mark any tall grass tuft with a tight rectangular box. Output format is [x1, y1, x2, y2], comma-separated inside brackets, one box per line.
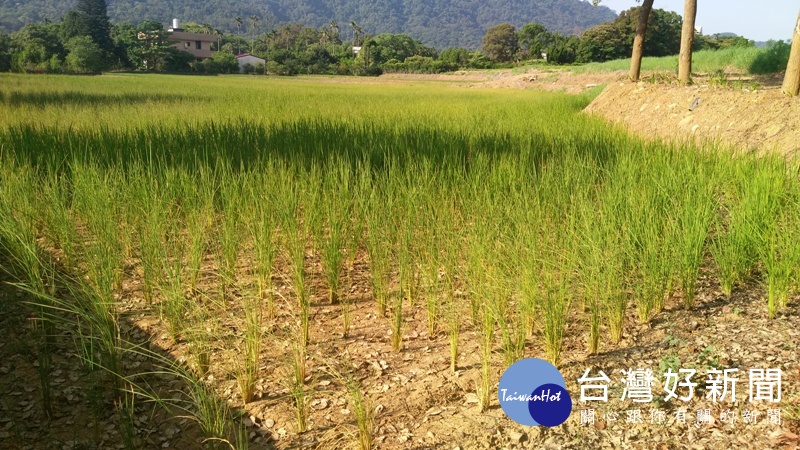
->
[70, 163, 126, 393]
[217, 170, 243, 301]
[326, 359, 375, 450]
[159, 204, 189, 341]
[129, 167, 165, 305]
[441, 198, 461, 372]
[186, 304, 213, 377]
[320, 160, 350, 305]
[286, 339, 309, 433]
[185, 168, 216, 295]
[245, 172, 277, 319]
[669, 153, 716, 308]
[762, 193, 800, 318]
[276, 167, 311, 346]
[713, 156, 787, 296]
[390, 291, 404, 352]
[365, 189, 392, 317]
[235, 294, 262, 404]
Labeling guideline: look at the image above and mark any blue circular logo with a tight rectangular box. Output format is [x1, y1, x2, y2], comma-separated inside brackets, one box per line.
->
[498, 358, 572, 427]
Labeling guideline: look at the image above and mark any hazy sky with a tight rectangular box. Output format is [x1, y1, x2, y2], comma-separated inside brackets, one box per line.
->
[596, 0, 798, 42]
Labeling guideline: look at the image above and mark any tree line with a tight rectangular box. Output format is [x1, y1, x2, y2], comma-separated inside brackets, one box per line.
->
[592, 0, 800, 95]
[0, 4, 755, 76]
[1, 0, 799, 96]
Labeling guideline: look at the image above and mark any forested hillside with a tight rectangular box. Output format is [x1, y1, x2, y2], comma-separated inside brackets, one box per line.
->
[0, 0, 617, 49]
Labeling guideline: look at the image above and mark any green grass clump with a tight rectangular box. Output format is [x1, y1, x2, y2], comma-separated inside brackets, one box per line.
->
[574, 45, 775, 76]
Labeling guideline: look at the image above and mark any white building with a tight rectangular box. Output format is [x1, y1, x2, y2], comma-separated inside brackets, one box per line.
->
[236, 54, 266, 73]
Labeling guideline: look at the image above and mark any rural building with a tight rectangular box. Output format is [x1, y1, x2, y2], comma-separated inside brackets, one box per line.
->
[168, 19, 216, 60]
[236, 54, 266, 72]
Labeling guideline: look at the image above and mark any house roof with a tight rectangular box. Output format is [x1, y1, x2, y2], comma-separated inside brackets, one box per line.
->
[168, 31, 217, 42]
[236, 54, 265, 60]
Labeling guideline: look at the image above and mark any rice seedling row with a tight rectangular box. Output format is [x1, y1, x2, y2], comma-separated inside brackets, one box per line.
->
[1, 74, 799, 448]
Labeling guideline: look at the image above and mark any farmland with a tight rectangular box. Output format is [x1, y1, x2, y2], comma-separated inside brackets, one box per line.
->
[0, 72, 799, 449]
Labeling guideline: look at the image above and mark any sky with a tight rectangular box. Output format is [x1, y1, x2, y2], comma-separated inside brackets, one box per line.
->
[595, 0, 798, 42]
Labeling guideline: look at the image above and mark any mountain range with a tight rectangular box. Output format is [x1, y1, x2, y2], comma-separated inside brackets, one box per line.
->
[0, 0, 618, 49]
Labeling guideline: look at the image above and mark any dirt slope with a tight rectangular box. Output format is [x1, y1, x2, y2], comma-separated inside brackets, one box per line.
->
[584, 82, 800, 157]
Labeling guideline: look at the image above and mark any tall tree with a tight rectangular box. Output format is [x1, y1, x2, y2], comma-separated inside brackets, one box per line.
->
[593, 0, 657, 81]
[74, 0, 113, 54]
[518, 22, 552, 59]
[65, 35, 105, 73]
[483, 23, 518, 63]
[629, 0, 655, 81]
[234, 17, 243, 54]
[329, 21, 339, 54]
[131, 21, 171, 71]
[350, 21, 363, 47]
[678, 0, 697, 84]
[10, 22, 66, 72]
[782, 8, 800, 96]
[250, 15, 260, 39]
[0, 34, 11, 72]
[59, 10, 89, 43]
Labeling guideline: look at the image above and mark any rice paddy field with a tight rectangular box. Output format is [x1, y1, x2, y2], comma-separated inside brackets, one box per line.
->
[1, 72, 799, 449]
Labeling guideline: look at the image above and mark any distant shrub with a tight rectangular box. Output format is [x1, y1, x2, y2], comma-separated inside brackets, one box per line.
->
[381, 56, 458, 74]
[749, 40, 791, 75]
[465, 51, 493, 69]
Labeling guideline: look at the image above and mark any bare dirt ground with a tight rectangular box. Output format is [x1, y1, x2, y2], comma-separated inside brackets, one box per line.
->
[3, 248, 799, 449]
[584, 79, 800, 157]
[2, 69, 800, 450]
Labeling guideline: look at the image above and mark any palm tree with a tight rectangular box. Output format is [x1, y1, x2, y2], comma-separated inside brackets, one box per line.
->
[250, 15, 260, 39]
[234, 16, 243, 54]
[321, 27, 329, 47]
[213, 28, 223, 52]
[264, 29, 277, 75]
[350, 21, 363, 47]
[330, 20, 339, 54]
[198, 23, 215, 50]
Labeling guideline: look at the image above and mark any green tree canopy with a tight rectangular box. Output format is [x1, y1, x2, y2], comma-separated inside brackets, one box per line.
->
[125, 20, 172, 71]
[439, 47, 470, 66]
[65, 35, 105, 73]
[578, 7, 682, 63]
[518, 22, 552, 59]
[10, 22, 65, 72]
[59, 10, 89, 43]
[0, 34, 11, 71]
[483, 23, 518, 62]
[75, 0, 114, 54]
[369, 33, 435, 66]
[547, 33, 579, 64]
[577, 22, 628, 62]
